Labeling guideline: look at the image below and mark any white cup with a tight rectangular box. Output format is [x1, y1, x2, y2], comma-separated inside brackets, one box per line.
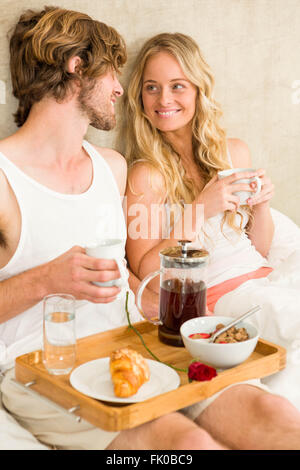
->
[218, 168, 262, 205]
[85, 239, 128, 287]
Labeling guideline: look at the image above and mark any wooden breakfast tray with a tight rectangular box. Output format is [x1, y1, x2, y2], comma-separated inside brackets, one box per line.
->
[15, 321, 286, 432]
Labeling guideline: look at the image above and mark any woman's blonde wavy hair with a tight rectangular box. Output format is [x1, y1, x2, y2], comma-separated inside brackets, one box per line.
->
[121, 33, 247, 234]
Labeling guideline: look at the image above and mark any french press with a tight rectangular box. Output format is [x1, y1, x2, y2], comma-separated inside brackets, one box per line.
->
[137, 240, 209, 346]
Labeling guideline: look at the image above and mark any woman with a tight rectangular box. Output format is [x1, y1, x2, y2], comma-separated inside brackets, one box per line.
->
[122, 32, 275, 311]
[122, 33, 300, 416]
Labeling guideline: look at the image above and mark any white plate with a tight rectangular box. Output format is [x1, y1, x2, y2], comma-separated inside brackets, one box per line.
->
[69, 357, 180, 404]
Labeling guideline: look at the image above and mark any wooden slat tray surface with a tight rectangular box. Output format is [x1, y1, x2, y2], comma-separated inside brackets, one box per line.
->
[15, 321, 286, 432]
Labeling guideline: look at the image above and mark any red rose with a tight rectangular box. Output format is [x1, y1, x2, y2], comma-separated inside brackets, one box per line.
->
[188, 361, 217, 382]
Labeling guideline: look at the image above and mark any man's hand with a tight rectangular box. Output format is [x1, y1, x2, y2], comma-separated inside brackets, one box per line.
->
[42, 246, 122, 303]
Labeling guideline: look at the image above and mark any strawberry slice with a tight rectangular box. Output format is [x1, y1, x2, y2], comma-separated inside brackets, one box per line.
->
[189, 333, 211, 339]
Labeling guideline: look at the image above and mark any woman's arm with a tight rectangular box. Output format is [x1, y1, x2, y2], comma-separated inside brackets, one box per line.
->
[246, 199, 274, 257]
[125, 163, 181, 292]
[228, 138, 274, 257]
[125, 163, 208, 291]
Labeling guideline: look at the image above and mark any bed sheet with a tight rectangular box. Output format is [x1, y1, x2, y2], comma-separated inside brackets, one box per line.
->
[214, 209, 300, 409]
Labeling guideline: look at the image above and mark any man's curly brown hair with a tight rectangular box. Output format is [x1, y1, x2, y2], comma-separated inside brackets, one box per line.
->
[9, 6, 127, 126]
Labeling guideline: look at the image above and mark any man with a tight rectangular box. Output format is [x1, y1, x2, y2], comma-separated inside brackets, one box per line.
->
[0, 6, 161, 450]
[1, 6, 300, 452]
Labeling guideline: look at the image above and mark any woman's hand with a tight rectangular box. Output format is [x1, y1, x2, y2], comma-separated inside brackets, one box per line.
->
[197, 171, 258, 219]
[247, 169, 274, 208]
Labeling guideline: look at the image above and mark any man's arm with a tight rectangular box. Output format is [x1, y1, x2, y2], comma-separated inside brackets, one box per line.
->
[0, 263, 47, 322]
[0, 246, 123, 324]
[0, 171, 50, 322]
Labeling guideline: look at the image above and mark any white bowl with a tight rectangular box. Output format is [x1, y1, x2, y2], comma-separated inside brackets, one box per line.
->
[180, 316, 259, 369]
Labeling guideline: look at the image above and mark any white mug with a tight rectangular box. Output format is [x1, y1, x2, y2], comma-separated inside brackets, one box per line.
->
[218, 168, 262, 205]
[85, 239, 128, 288]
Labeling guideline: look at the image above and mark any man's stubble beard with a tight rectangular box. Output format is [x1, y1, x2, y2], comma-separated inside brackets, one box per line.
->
[77, 78, 116, 131]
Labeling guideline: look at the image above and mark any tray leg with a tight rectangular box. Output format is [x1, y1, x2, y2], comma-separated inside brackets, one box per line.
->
[9, 378, 82, 423]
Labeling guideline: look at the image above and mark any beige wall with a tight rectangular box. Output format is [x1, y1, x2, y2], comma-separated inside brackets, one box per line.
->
[0, 0, 299, 224]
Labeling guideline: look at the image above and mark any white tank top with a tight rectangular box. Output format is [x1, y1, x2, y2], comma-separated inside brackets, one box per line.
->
[0, 140, 142, 370]
[164, 152, 270, 288]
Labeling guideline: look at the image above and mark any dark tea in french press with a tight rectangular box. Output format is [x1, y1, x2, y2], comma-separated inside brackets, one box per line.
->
[137, 240, 209, 347]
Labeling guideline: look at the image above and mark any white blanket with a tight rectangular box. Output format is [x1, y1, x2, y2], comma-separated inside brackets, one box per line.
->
[214, 209, 300, 410]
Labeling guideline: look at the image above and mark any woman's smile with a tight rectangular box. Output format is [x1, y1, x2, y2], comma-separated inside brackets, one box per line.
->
[142, 51, 197, 133]
[155, 108, 181, 118]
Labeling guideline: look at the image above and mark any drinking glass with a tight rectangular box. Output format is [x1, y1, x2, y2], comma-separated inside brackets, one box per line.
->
[43, 294, 76, 375]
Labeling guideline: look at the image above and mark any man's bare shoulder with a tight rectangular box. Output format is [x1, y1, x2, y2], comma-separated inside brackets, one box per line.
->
[95, 146, 127, 169]
[0, 134, 30, 170]
[0, 134, 20, 158]
[92, 145, 127, 196]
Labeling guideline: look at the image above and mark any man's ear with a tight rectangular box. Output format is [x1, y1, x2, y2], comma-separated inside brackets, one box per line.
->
[67, 56, 82, 74]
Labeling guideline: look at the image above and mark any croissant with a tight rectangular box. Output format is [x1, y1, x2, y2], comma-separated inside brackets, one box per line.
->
[109, 348, 150, 397]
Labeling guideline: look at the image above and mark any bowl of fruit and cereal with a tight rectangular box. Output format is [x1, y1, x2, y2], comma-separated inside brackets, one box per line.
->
[180, 316, 259, 369]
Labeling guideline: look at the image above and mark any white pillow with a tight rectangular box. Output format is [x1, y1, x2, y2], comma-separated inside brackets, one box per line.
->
[267, 208, 300, 268]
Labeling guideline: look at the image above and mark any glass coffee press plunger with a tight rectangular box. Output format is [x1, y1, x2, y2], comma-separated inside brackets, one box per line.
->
[137, 240, 209, 347]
